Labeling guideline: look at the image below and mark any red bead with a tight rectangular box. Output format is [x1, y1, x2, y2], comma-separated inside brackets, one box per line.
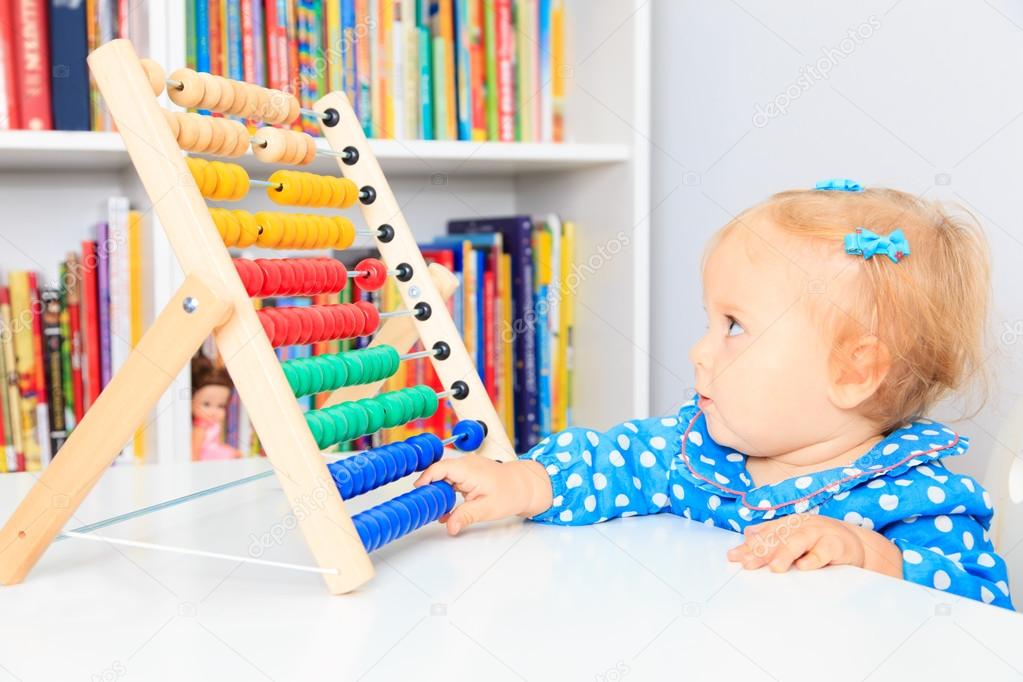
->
[260, 308, 287, 346]
[278, 261, 298, 296]
[353, 300, 379, 335]
[255, 259, 281, 297]
[275, 308, 301, 346]
[309, 259, 328, 293]
[307, 306, 328, 341]
[233, 259, 255, 296]
[246, 261, 266, 296]
[257, 309, 275, 342]
[354, 258, 387, 291]
[334, 304, 356, 338]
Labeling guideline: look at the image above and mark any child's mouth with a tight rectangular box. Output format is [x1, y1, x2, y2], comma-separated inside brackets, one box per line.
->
[698, 395, 714, 410]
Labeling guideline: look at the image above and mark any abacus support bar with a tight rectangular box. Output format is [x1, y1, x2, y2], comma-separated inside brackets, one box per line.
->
[0, 275, 232, 586]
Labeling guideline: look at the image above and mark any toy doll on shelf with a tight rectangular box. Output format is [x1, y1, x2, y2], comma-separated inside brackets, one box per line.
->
[190, 354, 242, 461]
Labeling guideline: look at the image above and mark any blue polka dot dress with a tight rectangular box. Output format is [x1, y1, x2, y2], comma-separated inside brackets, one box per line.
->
[518, 394, 1013, 610]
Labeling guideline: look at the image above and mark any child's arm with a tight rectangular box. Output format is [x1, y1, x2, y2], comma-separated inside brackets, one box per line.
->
[415, 416, 681, 534]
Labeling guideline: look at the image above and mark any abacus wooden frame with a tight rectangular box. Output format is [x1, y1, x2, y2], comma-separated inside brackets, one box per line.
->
[0, 38, 512, 594]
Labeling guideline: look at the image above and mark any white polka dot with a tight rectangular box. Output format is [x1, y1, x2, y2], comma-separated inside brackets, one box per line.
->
[983, 491, 992, 509]
[922, 429, 939, 436]
[652, 493, 668, 508]
[903, 549, 923, 564]
[617, 434, 631, 450]
[895, 479, 913, 487]
[545, 464, 559, 476]
[727, 519, 741, 532]
[556, 451, 572, 463]
[699, 454, 716, 466]
[845, 511, 864, 525]
[688, 431, 703, 447]
[640, 451, 656, 468]
[672, 484, 685, 499]
[842, 468, 862, 476]
[649, 436, 666, 450]
[556, 432, 573, 447]
[624, 422, 639, 433]
[609, 451, 625, 467]
[981, 586, 995, 603]
[660, 417, 678, 427]
[622, 511, 638, 518]
[867, 479, 886, 489]
[586, 431, 600, 447]
[593, 473, 607, 490]
[584, 495, 596, 512]
[962, 531, 974, 550]
[758, 499, 772, 509]
[582, 450, 592, 466]
[794, 500, 810, 513]
[901, 434, 919, 441]
[878, 494, 899, 511]
[794, 476, 813, 490]
[833, 491, 851, 501]
[882, 443, 899, 455]
[951, 505, 966, 514]
[632, 476, 643, 490]
[738, 507, 752, 520]
[997, 580, 1009, 595]
[614, 493, 630, 507]
[552, 495, 563, 507]
[559, 509, 573, 522]
[708, 495, 721, 511]
[714, 472, 730, 484]
[726, 452, 744, 462]
[934, 515, 953, 532]
[933, 570, 951, 590]
[927, 486, 945, 504]
[566, 473, 582, 489]
[977, 553, 996, 568]
[960, 478, 975, 493]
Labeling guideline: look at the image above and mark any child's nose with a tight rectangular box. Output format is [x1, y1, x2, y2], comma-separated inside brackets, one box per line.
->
[688, 332, 710, 370]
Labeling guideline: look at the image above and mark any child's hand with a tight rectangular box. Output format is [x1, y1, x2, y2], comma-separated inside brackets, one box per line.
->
[413, 455, 553, 536]
[726, 514, 903, 577]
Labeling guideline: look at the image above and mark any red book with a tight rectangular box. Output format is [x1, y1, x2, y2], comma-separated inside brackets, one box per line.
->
[209, 0, 223, 76]
[66, 253, 85, 424]
[241, 0, 255, 84]
[421, 248, 457, 437]
[0, 1, 20, 129]
[495, 0, 514, 142]
[264, 0, 288, 91]
[470, 0, 486, 140]
[483, 269, 496, 403]
[12, 0, 51, 130]
[80, 240, 101, 410]
[287, 1, 300, 117]
[27, 273, 45, 400]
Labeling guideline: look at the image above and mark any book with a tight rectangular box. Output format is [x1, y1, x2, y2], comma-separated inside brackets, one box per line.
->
[0, 1, 20, 129]
[0, 288, 19, 471]
[80, 239, 101, 409]
[49, 0, 91, 131]
[40, 288, 68, 456]
[13, 0, 52, 130]
[8, 272, 41, 471]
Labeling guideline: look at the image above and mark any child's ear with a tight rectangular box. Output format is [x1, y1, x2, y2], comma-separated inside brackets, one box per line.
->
[827, 334, 891, 410]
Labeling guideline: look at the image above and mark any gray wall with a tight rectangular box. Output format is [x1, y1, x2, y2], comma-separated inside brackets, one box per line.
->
[650, 0, 1023, 486]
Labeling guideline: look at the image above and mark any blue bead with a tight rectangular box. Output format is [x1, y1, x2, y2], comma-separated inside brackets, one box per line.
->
[409, 493, 431, 529]
[390, 499, 414, 539]
[365, 508, 393, 549]
[350, 455, 374, 495]
[376, 445, 398, 483]
[435, 481, 456, 513]
[394, 495, 421, 530]
[352, 517, 374, 551]
[329, 463, 354, 499]
[407, 435, 434, 470]
[394, 442, 419, 477]
[346, 457, 365, 497]
[418, 485, 440, 522]
[424, 484, 449, 518]
[357, 510, 382, 552]
[379, 503, 404, 543]
[451, 420, 485, 451]
[426, 433, 444, 461]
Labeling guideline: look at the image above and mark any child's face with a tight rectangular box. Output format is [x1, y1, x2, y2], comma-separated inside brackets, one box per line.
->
[193, 384, 231, 424]
[688, 219, 846, 459]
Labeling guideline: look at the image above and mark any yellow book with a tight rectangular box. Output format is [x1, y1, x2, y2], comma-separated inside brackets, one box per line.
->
[8, 273, 40, 471]
[1, 294, 22, 470]
[551, 0, 565, 142]
[499, 252, 514, 437]
[129, 211, 146, 461]
[558, 221, 576, 428]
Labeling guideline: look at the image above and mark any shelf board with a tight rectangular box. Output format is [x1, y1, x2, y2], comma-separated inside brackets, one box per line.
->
[0, 130, 630, 176]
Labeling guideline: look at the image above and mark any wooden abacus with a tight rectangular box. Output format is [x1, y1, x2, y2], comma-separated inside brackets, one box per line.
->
[0, 39, 515, 594]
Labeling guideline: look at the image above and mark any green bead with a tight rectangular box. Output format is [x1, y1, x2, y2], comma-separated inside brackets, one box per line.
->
[418, 384, 439, 417]
[312, 355, 335, 392]
[294, 361, 313, 397]
[341, 402, 369, 439]
[404, 387, 425, 419]
[305, 360, 324, 395]
[329, 407, 350, 442]
[329, 353, 349, 387]
[358, 397, 385, 433]
[343, 354, 365, 385]
[379, 393, 404, 428]
[380, 345, 400, 377]
[282, 362, 300, 395]
[304, 411, 325, 447]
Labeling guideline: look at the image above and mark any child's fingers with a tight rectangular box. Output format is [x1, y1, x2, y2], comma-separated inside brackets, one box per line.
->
[767, 530, 817, 573]
[414, 458, 472, 487]
[446, 499, 492, 536]
[795, 533, 844, 570]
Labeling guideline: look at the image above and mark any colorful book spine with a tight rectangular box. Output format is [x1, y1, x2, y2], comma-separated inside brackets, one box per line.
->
[0, 287, 23, 471]
[49, 0, 91, 131]
[13, 0, 52, 130]
[80, 239, 100, 410]
[40, 288, 68, 457]
[0, 1, 20, 129]
[66, 252, 85, 425]
[9, 272, 40, 471]
[495, 0, 514, 142]
[96, 222, 112, 389]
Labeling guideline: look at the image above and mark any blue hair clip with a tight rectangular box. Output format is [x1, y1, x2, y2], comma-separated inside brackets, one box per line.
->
[844, 227, 910, 264]
[815, 178, 863, 192]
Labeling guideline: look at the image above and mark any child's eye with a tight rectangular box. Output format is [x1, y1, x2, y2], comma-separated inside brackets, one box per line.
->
[726, 316, 745, 337]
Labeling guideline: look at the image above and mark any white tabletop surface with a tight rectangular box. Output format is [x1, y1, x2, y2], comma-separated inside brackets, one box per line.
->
[1, 458, 1022, 681]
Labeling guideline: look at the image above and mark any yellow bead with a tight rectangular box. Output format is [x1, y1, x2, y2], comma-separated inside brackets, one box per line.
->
[209, 161, 235, 201]
[324, 219, 340, 247]
[230, 163, 249, 200]
[267, 170, 301, 205]
[297, 173, 315, 206]
[234, 210, 259, 247]
[334, 217, 356, 250]
[290, 215, 309, 249]
[255, 212, 284, 247]
[220, 210, 242, 245]
[281, 214, 299, 248]
[209, 208, 227, 242]
[338, 178, 358, 208]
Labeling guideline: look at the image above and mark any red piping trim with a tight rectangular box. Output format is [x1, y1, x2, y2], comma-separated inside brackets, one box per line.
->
[678, 408, 961, 512]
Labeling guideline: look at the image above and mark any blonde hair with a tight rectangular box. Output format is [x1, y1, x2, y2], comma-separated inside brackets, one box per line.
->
[705, 187, 994, 435]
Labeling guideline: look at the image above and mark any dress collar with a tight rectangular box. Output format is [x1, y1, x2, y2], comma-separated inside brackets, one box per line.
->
[674, 395, 969, 515]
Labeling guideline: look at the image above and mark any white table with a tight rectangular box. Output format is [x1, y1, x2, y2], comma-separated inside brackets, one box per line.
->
[1, 459, 1022, 681]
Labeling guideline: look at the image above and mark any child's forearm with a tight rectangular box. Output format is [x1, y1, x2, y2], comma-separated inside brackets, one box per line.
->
[857, 527, 905, 579]
[514, 459, 554, 518]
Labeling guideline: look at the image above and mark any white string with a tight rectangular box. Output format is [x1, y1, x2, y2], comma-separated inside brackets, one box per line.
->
[60, 530, 340, 576]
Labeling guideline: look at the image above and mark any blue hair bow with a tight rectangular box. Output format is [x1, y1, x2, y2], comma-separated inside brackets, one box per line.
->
[815, 178, 863, 192]
[844, 227, 910, 263]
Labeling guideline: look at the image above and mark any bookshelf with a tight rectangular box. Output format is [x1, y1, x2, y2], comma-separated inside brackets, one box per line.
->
[0, 0, 651, 464]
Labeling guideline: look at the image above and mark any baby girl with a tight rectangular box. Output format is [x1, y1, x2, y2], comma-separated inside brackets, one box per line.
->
[415, 180, 1012, 610]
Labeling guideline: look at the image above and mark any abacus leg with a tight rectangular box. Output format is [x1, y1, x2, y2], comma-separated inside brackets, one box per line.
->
[0, 275, 231, 586]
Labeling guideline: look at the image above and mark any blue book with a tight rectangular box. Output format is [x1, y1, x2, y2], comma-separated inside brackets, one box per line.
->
[419, 25, 433, 139]
[342, 0, 356, 108]
[453, 0, 471, 140]
[196, 0, 210, 73]
[447, 217, 537, 451]
[226, 0, 243, 81]
[49, 0, 90, 131]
